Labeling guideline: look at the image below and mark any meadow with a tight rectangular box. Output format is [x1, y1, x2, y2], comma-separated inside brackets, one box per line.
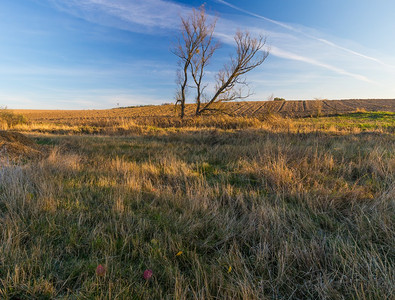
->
[0, 106, 394, 299]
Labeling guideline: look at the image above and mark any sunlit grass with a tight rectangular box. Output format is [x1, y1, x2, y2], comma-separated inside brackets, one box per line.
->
[293, 111, 395, 133]
[1, 112, 394, 299]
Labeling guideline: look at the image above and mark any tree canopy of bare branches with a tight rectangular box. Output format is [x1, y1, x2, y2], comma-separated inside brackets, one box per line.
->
[173, 6, 269, 118]
[173, 7, 216, 118]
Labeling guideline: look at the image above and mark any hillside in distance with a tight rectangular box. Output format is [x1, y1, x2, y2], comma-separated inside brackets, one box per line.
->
[16, 99, 395, 122]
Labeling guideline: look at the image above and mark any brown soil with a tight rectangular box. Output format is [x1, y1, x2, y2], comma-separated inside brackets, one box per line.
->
[0, 131, 41, 161]
[15, 99, 395, 120]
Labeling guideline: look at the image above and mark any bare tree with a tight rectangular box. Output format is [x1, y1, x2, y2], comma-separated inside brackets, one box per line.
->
[197, 31, 268, 115]
[173, 6, 214, 118]
[173, 7, 268, 117]
[189, 17, 219, 115]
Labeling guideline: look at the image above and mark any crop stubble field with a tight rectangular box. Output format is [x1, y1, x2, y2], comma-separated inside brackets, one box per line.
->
[0, 101, 394, 299]
[15, 99, 395, 121]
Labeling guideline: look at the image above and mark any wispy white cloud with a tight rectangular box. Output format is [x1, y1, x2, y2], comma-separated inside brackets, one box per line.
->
[0, 60, 174, 77]
[215, 0, 391, 68]
[0, 94, 36, 108]
[47, 0, 388, 85]
[1, 88, 166, 109]
[48, 0, 188, 33]
[30, 0, 394, 104]
[215, 0, 296, 31]
[316, 38, 393, 67]
[269, 46, 378, 84]
[212, 31, 379, 85]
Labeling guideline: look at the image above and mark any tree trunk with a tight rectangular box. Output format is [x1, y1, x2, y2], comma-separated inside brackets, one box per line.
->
[180, 64, 189, 119]
[195, 87, 201, 116]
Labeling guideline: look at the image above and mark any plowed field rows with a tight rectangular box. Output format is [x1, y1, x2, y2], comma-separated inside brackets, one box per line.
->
[16, 99, 395, 123]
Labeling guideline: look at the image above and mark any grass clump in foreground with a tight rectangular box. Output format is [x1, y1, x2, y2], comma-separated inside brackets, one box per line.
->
[0, 116, 394, 299]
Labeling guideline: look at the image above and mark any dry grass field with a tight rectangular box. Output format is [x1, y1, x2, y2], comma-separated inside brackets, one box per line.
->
[0, 103, 394, 299]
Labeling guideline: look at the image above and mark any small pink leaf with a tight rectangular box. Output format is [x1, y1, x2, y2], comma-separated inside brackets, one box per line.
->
[143, 269, 153, 280]
[96, 264, 106, 277]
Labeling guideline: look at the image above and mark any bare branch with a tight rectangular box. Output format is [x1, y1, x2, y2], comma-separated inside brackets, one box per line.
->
[173, 7, 269, 118]
[172, 6, 211, 118]
[198, 31, 268, 114]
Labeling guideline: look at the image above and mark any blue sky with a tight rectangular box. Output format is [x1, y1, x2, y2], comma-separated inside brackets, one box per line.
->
[1, 0, 394, 109]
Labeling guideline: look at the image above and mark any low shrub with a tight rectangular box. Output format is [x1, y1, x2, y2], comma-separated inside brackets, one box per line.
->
[0, 107, 28, 129]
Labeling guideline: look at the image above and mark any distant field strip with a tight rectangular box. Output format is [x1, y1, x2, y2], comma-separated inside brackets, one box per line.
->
[16, 99, 395, 123]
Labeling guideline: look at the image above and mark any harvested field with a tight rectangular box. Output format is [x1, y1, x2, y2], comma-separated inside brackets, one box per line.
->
[15, 99, 395, 125]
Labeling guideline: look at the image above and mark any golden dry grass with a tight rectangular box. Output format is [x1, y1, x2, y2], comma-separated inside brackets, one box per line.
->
[0, 108, 394, 299]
